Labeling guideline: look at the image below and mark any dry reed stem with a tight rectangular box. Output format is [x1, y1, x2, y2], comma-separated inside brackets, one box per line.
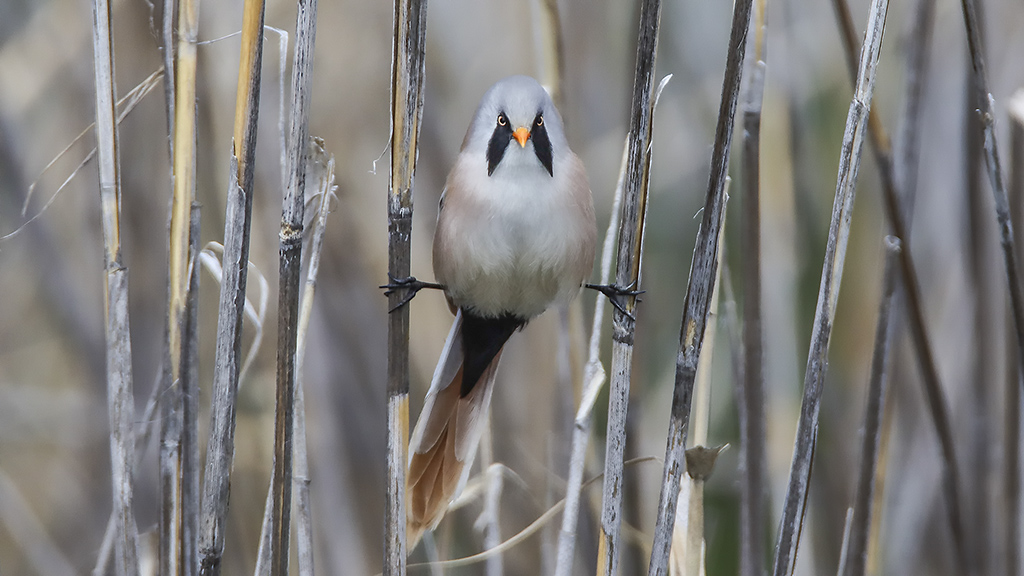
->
[266, 0, 319, 573]
[532, 0, 565, 111]
[597, 0, 663, 572]
[160, 0, 176, 155]
[291, 144, 335, 576]
[553, 139, 627, 576]
[831, 0, 967, 564]
[385, 0, 428, 571]
[668, 207, 728, 576]
[181, 204, 201, 576]
[958, 0, 1024, 414]
[895, 0, 934, 218]
[739, 0, 767, 572]
[160, 0, 201, 573]
[771, 0, 888, 572]
[646, 0, 753, 568]
[1005, 92, 1024, 576]
[839, 237, 900, 576]
[90, 0, 140, 572]
[198, 0, 267, 572]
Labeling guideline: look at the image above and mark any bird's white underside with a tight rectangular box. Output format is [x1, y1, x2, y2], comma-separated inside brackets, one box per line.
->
[434, 144, 593, 319]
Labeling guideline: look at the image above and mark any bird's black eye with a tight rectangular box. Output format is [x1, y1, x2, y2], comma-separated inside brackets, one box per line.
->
[535, 115, 544, 127]
[497, 114, 508, 127]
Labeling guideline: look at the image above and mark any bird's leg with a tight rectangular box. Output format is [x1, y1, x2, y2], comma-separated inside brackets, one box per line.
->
[380, 274, 445, 312]
[585, 279, 644, 320]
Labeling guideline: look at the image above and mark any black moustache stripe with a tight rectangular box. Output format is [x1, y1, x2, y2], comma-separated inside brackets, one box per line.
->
[532, 118, 553, 176]
[486, 113, 555, 177]
[487, 121, 512, 176]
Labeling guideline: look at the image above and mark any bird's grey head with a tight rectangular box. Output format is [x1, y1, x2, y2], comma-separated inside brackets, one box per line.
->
[461, 75, 568, 177]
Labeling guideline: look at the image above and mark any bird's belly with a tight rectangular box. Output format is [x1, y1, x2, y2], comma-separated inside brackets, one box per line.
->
[445, 197, 583, 319]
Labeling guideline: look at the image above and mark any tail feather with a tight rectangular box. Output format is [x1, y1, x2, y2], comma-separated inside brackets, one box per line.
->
[406, 310, 503, 550]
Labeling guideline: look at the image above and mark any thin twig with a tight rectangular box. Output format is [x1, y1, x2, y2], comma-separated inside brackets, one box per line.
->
[90, 0, 140, 573]
[739, 0, 767, 572]
[385, 0, 428, 571]
[771, 0, 889, 572]
[597, 0, 663, 572]
[646, 0, 753, 568]
[198, 0, 267, 572]
[840, 237, 901, 576]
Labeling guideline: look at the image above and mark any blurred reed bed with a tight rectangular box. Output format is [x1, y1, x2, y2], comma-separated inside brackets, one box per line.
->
[0, 0, 1023, 575]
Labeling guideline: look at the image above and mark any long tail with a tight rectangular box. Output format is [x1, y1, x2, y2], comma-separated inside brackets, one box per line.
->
[406, 309, 520, 550]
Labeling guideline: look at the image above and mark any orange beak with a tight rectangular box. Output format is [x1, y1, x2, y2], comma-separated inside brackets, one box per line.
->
[513, 126, 530, 148]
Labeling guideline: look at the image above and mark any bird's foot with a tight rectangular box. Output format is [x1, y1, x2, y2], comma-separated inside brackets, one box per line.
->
[380, 274, 445, 312]
[585, 280, 644, 320]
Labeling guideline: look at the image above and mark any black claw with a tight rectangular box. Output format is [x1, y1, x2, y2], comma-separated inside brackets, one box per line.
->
[380, 274, 445, 312]
[585, 281, 645, 320]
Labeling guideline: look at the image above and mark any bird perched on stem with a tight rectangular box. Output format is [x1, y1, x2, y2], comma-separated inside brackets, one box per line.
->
[401, 75, 597, 549]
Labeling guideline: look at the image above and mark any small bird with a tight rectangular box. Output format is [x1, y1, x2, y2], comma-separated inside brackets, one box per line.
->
[404, 76, 597, 548]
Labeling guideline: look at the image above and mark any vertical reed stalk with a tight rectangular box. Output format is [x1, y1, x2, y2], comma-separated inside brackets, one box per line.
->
[293, 145, 335, 576]
[646, 0, 753, 568]
[90, 0, 140, 573]
[963, 7, 992, 571]
[385, 0, 428, 572]
[668, 210, 727, 576]
[198, 0, 267, 572]
[161, 0, 176, 158]
[553, 140, 627, 576]
[771, 0, 888, 572]
[1005, 93, 1024, 576]
[839, 237, 900, 576]
[958, 0, 1024, 402]
[532, 0, 565, 111]
[182, 204, 201, 576]
[739, 0, 767, 572]
[597, 1, 663, 573]
[895, 0, 934, 218]
[832, 0, 967, 566]
[161, 0, 201, 573]
[268, 1, 319, 574]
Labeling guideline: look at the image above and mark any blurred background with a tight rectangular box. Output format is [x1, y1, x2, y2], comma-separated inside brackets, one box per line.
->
[1, 0, 1024, 574]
